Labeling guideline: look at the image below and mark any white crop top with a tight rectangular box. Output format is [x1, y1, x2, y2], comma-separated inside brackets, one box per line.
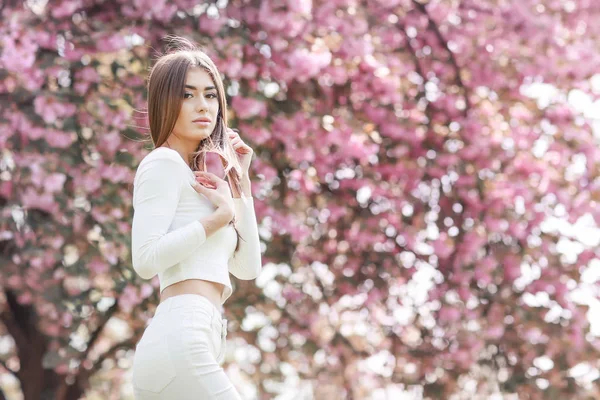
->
[130, 147, 262, 304]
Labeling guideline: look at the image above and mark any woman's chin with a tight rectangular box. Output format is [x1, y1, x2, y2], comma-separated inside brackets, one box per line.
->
[196, 125, 214, 133]
[192, 129, 211, 139]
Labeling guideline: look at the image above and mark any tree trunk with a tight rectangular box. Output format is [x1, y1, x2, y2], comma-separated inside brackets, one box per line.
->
[0, 290, 86, 400]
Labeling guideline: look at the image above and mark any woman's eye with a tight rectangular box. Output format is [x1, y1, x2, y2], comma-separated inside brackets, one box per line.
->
[184, 92, 193, 98]
[207, 93, 217, 99]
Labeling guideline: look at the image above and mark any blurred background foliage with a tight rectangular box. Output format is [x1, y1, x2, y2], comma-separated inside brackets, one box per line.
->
[1, 0, 600, 399]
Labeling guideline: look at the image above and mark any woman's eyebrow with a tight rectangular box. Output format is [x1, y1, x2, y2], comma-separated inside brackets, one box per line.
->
[185, 84, 216, 91]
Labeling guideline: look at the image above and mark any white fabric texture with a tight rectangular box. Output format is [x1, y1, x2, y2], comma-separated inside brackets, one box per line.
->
[131, 147, 262, 304]
[132, 294, 243, 399]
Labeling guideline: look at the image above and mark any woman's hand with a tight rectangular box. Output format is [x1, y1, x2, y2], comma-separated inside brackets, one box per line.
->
[191, 171, 234, 221]
[227, 128, 253, 178]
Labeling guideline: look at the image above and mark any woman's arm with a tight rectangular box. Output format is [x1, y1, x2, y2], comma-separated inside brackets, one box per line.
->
[227, 176, 262, 279]
[230, 174, 252, 198]
[131, 155, 229, 279]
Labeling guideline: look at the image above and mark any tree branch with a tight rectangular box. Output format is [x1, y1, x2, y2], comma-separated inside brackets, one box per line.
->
[0, 358, 17, 381]
[89, 337, 137, 377]
[78, 301, 119, 365]
[412, 0, 471, 116]
[1, 290, 32, 354]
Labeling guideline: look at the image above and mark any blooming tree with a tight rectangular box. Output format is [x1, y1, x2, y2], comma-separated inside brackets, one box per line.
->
[1, 0, 600, 399]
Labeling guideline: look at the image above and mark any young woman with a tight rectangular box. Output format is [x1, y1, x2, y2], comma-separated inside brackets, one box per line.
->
[130, 37, 261, 399]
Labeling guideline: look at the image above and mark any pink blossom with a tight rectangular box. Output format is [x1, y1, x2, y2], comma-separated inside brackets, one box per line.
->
[44, 173, 67, 193]
[154, 3, 178, 23]
[100, 164, 132, 184]
[76, 172, 102, 193]
[240, 63, 259, 79]
[51, 0, 82, 19]
[253, 159, 278, 181]
[287, 0, 312, 15]
[34, 96, 77, 124]
[6, 275, 23, 289]
[239, 124, 271, 145]
[198, 14, 227, 36]
[457, 286, 471, 303]
[100, 242, 119, 265]
[523, 328, 547, 345]
[63, 44, 86, 62]
[220, 57, 243, 79]
[257, 1, 288, 33]
[74, 66, 100, 95]
[338, 36, 374, 58]
[89, 258, 110, 274]
[231, 96, 268, 119]
[432, 234, 454, 259]
[452, 349, 472, 369]
[439, 306, 461, 324]
[2, 1, 600, 394]
[119, 285, 141, 313]
[63, 277, 84, 296]
[287, 48, 332, 83]
[96, 33, 127, 53]
[1, 36, 37, 72]
[282, 285, 304, 302]
[61, 313, 73, 327]
[28, 162, 44, 187]
[97, 130, 123, 157]
[485, 325, 505, 340]
[17, 291, 33, 304]
[117, 221, 131, 233]
[110, 208, 124, 219]
[72, 213, 85, 233]
[49, 236, 64, 250]
[43, 324, 61, 337]
[91, 208, 109, 224]
[54, 363, 69, 375]
[503, 255, 521, 283]
[33, 31, 57, 49]
[140, 283, 154, 299]
[45, 129, 76, 148]
[21, 188, 58, 214]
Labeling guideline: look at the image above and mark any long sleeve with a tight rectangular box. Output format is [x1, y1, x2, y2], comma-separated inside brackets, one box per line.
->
[228, 196, 262, 280]
[131, 155, 207, 279]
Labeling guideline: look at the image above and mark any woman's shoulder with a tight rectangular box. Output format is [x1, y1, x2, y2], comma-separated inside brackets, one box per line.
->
[134, 147, 191, 187]
[137, 147, 187, 170]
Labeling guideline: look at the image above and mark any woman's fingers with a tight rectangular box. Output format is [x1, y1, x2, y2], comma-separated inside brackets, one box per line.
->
[194, 171, 225, 186]
[196, 177, 215, 188]
[193, 171, 216, 187]
[191, 181, 205, 193]
[194, 170, 216, 179]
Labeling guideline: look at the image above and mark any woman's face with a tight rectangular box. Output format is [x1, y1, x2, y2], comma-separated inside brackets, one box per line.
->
[172, 67, 220, 144]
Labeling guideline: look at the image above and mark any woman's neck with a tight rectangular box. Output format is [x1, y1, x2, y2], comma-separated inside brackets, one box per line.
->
[164, 139, 197, 167]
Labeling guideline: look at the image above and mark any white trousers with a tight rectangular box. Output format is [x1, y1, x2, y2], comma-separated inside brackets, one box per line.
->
[132, 294, 242, 399]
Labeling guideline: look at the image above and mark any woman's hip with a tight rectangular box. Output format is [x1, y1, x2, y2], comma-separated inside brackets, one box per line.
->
[132, 295, 233, 398]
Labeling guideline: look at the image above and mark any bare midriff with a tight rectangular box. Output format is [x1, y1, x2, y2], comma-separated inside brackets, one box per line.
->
[160, 279, 224, 312]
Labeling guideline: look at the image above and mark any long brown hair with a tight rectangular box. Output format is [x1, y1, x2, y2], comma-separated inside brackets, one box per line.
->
[146, 36, 245, 251]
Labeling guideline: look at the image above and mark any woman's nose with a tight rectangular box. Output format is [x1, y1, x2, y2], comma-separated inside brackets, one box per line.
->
[195, 97, 208, 111]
